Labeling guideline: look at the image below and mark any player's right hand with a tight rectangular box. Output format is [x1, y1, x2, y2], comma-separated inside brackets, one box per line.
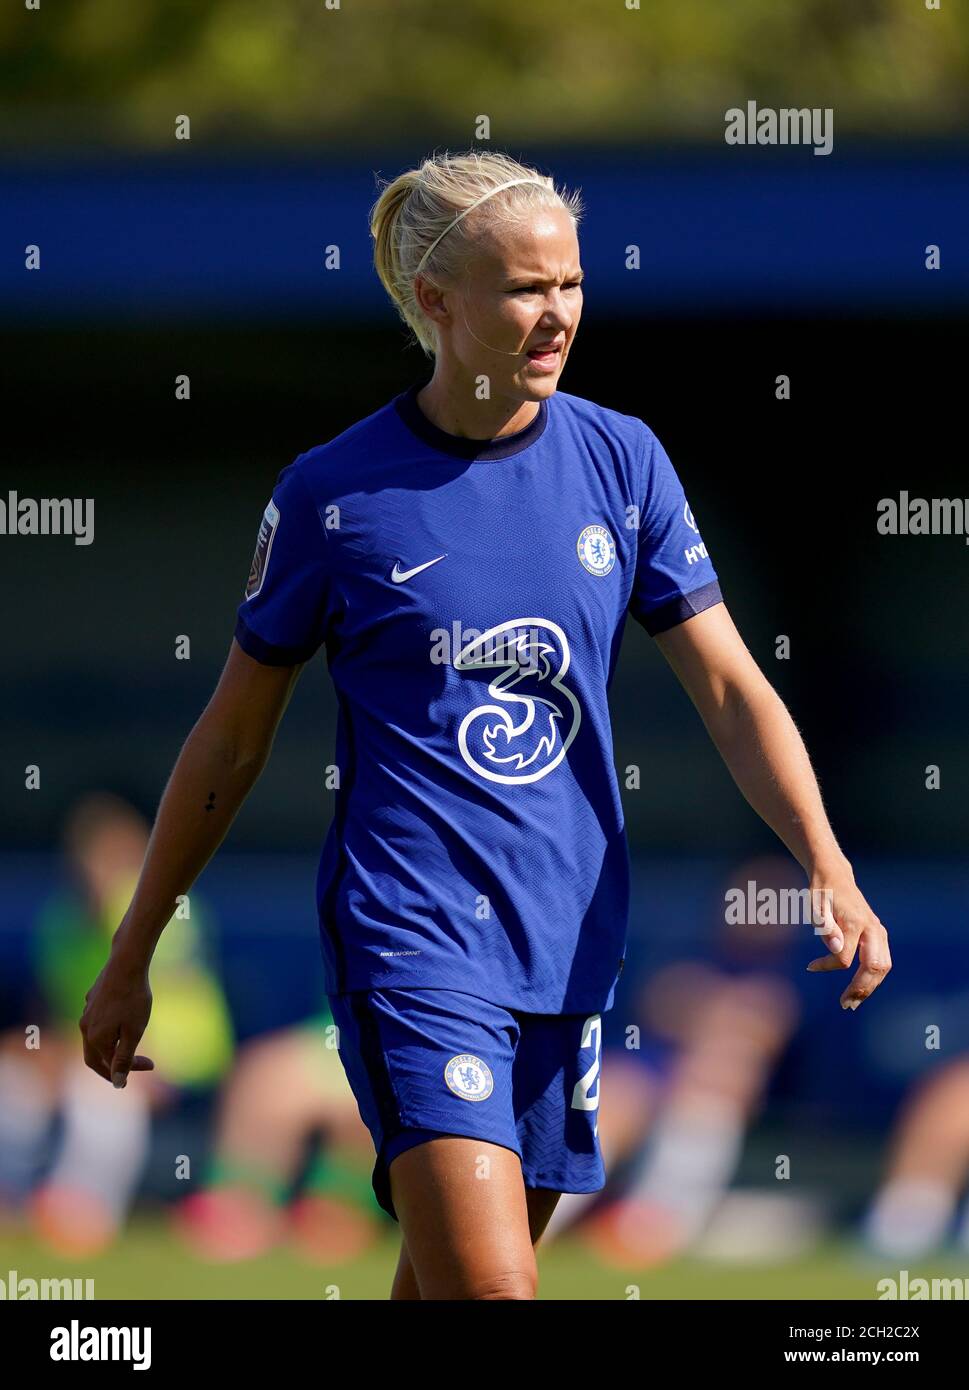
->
[79, 953, 155, 1087]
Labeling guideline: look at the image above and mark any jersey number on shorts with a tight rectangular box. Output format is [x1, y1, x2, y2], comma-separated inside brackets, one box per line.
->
[571, 1014, 602, 1137]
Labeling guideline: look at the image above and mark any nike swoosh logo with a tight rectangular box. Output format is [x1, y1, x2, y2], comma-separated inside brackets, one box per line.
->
[390, 554, 447, 584]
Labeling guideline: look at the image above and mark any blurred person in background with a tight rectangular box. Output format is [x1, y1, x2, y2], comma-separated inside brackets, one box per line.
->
[0, 1029, 52, 1229]
[863, 1055, 969, 1260]
[15, 792, 234, 1255]
[171, 998, 386, 1263]
[0, 930, 51, 1226]
[544, 856, 801, 1266]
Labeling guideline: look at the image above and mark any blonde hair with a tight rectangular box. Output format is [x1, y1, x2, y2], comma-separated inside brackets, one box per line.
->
[370, 149, 583, 358]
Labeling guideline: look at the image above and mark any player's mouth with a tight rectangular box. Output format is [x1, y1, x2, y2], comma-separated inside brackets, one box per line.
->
[525, 341, 565, 373]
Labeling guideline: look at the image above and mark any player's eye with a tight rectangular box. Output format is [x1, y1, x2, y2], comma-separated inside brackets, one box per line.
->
[507, 281, 583, 295]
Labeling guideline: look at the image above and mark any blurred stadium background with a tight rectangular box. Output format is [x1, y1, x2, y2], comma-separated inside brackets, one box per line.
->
[1, 0, 968, 1299]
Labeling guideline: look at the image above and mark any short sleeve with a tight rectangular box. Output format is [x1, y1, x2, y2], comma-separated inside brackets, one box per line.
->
[628, 425, 723, 636]
[234, 460, 332, 665]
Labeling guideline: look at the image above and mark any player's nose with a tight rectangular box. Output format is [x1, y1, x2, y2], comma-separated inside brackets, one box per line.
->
[542, 290, 577, 332]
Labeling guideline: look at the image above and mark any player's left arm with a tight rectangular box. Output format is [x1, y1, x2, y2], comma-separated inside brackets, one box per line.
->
[654, 602, 892, 1009]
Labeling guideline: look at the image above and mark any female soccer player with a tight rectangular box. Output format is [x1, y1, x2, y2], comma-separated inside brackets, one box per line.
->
[80, 149, 892, 1300]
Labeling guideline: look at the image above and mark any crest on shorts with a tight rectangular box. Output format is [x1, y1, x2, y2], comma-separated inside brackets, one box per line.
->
[444, 1053, 494, 1102]
[245, 499, 280, 600]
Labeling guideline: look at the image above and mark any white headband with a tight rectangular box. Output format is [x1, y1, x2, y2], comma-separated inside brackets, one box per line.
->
[413, 176, 550, 277]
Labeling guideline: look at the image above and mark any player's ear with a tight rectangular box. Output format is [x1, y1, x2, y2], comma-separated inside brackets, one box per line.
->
[414, 274, 443, 322]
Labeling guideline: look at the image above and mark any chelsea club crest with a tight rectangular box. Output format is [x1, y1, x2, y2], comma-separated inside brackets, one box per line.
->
[444, 1054, 494, 1101]
[577, 524, 616, 576]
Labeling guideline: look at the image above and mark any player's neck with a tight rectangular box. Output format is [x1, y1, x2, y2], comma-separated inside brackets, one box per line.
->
[416, 374, 540, 442]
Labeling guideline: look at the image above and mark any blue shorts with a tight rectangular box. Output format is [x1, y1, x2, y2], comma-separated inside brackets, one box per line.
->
[327, 987, 606, 1221]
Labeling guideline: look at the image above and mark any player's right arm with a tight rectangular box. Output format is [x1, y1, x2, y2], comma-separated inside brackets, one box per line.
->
[79, 640, 303, 1086]
[82, 459, 333, 1086]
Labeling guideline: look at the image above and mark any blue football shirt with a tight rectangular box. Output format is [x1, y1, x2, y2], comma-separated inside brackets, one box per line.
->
[235, 383, 722, 1014]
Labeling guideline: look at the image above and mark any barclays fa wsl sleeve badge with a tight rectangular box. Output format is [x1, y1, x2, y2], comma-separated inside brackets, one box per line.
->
[245, 499, 280, 600]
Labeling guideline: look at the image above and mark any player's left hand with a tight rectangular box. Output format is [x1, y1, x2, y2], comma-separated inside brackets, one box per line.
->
[805, 871, 892, 1009]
